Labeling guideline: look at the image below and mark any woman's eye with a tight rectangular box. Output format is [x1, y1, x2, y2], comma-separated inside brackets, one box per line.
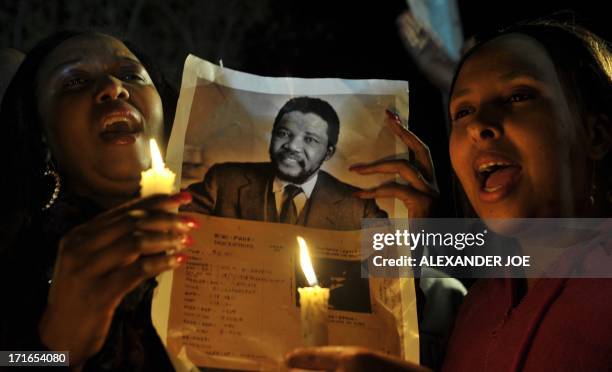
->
[122, 73, 145, 82]
[62, 77, 88, 89]
[506, 92, 534, 103]
[453, 107, 474, 121]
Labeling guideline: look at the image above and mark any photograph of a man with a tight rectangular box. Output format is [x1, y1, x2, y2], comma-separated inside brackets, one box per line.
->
[187, 96, 388, 230]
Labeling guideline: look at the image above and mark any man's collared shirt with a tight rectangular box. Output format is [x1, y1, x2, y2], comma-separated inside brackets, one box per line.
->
[272, 172, 318, 217]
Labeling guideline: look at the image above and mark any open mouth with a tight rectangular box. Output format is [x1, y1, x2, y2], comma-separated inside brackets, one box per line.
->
[100, 121, 141, 144]
[476, 161, 522, 193]
[99, 111, 143, 145]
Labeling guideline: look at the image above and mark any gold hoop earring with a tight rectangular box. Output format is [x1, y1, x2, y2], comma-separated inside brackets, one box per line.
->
[42, 164, 61, 211]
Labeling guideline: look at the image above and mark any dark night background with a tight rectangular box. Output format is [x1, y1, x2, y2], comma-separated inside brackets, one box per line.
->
[1, 0, 609, 217]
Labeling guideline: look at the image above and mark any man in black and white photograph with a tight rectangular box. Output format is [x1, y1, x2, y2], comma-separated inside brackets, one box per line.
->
[187, 96, 388, 230]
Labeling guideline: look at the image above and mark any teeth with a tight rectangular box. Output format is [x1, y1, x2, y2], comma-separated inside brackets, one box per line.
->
[477, 161, 511, 173]
[102, 111, 131, 124]
[103, 120, 131, 133]
[104, 119, 128, 126]
[483, 185, 503, 193]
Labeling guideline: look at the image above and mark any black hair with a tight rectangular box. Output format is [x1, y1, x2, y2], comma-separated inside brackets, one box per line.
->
[0, 30, 176, 246]
[272, 96, 340, 147]
[449, 18, 612, 216]
[450, 19, 612, 125]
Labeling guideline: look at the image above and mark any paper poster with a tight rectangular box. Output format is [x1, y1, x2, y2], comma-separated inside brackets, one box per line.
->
[153, 55, 417, 371]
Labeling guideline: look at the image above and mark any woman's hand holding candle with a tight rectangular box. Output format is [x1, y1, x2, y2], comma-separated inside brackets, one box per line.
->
[39, 193, 194, 367]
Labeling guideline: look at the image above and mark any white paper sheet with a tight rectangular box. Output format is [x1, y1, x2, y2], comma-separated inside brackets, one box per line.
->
[154, 55, 418, 371]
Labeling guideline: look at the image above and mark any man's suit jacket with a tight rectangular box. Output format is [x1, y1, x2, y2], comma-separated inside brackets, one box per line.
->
[187, 162, 387, 230]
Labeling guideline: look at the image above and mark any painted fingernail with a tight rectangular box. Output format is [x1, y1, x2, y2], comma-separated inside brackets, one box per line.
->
[128, 209, 147, 218]
[181, 235, 194, 246]
[176, 253, 189, 265]
[385, 108, 401, 122]
[168, 256, 179, 268]
[171, 191, 193, 204]
[180, 216, 200, 229]
[349, 162, 365, 170]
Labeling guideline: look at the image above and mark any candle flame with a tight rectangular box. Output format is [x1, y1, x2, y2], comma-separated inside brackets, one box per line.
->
[298, 236, 318, 286]
[149, 139, 164, 172]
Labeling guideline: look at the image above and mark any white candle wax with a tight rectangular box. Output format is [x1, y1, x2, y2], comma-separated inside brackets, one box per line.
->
[298, 285, 330, 346]
[140, 139, 176, 197]
[297, 236, 329, 346]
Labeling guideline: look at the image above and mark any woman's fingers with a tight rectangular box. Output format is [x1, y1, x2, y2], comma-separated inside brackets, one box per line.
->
[355, 182, 436, 218]
[100, 253, 186, 305]
[348, 109, 439, 219]
[62, 194, 188, 253]
[285, 346, 430, 372]
[132, 212, 199, 232]
[350, 159, 435, 195]
[89, 191, 192, 225]
[285, 347, 341, 370]
[384, 109, 435, 182]
[62, 211, 197, 257]
[68, 212, 196, 275]
[356, 181, 434, 201]
[80, 230, 192, 276]
[40, 194, 195, 366]
[348, 109, 438, 198]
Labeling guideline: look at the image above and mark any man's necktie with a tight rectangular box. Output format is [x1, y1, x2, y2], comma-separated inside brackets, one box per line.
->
[279, 184, 303, 224]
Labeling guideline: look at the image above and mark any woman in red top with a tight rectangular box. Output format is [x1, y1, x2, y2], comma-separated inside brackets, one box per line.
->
[286, 19, 612, 372]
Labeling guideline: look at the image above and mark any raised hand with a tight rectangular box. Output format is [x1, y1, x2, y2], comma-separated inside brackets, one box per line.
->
[38, 192, 196, 367]
[350, 109, 439, 218]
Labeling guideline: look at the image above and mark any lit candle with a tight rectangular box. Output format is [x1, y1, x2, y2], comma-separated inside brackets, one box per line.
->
[140, 139, 176, 197]
[297, 236, 329, 346]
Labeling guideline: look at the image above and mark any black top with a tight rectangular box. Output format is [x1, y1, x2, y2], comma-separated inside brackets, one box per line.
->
[0, 193, 175, 371]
